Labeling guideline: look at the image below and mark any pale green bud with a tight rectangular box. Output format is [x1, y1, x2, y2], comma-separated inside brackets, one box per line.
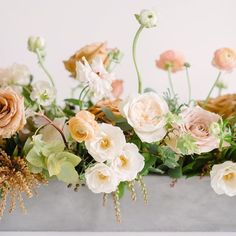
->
[28, 36, 46, 53]
[135, 9, 157, 28]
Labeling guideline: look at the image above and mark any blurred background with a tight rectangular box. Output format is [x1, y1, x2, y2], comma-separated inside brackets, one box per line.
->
[1, 0, 236, 103]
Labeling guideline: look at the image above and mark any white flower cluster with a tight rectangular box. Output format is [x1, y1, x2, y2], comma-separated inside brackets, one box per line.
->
[76, 57, 115, 101]
[85, 123, 144, 193]
[0, 63, 30, 92]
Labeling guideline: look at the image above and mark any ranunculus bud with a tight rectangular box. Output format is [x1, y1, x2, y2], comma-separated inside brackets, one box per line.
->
[28, 36, 46, 53]
[135, 9, 157, 28]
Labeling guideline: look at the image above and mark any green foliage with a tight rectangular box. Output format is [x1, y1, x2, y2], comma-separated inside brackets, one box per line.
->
[118, 182, 127, 199]
[176, 134, 198, 155]
[25, 135, 81, 184]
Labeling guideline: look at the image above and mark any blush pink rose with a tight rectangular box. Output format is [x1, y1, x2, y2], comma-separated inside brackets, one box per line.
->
[212, 48, 236, 71]
[0, 87, 26, 138]
[111, 79, 123, 98]
[155, 50, 185, 73]
[165, 106, 221, 154]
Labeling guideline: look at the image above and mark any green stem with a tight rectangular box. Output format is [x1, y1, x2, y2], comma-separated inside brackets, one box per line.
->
[167, 67, 175, 96]
[132, 25, 144, 94]
[35, 49, 55, 88]
[185, 66, 191, 104]
[78, 85, 89, 110]
[204, 71, 222, 105]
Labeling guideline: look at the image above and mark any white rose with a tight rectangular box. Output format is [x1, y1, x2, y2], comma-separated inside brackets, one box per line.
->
[85, 163, 119, 193]
[111, 143, 144, 182]
[210, 161, 236, 197]
[85, 123, 126, 162]
[165, 106, 221, 154]
[119, 92, 169, 143]
[30, 80, 56, 106]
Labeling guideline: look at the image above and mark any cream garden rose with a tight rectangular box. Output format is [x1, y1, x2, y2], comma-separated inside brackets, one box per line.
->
[111, 143, 144, 182]
[85, 163, 119, 193]
[119, 92, 169, 143]
[68, 111, 99, 143]
[165, 106, 221, 154]
[0, 87, 26, 138]
[85, 123, 126, 162]
[210, 161, 236, 196]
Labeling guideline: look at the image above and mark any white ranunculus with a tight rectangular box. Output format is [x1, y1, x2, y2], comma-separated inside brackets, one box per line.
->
[119, 92, 169, 143]
[30, 80, 56, 106]
[76, 57, 114, 100]
[111, 143, 144, 182]
[0, 63, 30, 92]
[210, 161, 236, 197]
[85, 163, 119, 193]
[85, 123, 126, 163]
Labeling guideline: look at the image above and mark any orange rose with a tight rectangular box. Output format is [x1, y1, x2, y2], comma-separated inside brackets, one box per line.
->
[68, 111, 99, 142]
[63, 42, 110, 77]
[0, 87, 26, 138]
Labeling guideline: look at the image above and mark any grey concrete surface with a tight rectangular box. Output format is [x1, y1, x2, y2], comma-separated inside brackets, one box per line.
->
[0, 176, 235, 232]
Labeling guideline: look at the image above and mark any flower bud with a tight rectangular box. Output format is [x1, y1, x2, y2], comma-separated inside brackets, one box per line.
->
[27, 36, 46, 53]
[135, 9, 157, 28]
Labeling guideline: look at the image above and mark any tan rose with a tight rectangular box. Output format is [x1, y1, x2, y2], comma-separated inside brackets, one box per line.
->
[165, 106, 221, 154]
[68, 111, 99, 142]
[0, 87, 26, 138]
[63, 42, 110, 77]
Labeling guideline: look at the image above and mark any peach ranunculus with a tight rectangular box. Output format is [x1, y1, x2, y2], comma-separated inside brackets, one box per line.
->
[165, 106, 221, 155]
[111, 79, 123, 98]
[0, 87, 26, 138]
[212, 48, 236, 71]
[68, 110, 99, 143]
[63, 42, 110, 77]
[155, 50, 185, 73]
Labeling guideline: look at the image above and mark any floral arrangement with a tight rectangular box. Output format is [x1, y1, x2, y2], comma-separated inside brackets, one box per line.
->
[1, 9, 236, 222]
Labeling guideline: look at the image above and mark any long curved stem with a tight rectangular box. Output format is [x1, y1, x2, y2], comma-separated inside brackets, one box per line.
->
[132, 25, 144, 94]
[78, 85, 89, 110]
[167, 67, 175, 96]
[204, 71, 222, 105]
[185, 67, 191, 104]
[35, 49, 55, 88]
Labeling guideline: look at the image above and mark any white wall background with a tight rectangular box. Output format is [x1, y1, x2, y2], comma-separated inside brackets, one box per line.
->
[1, 0, 236, 103]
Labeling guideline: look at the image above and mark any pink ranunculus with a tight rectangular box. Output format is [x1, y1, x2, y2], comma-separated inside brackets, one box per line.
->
[111, 80, 123, 98]
[165, 106, 221, 154]
[212, 48, 236, 71]
[155, 50, 185, 73]
[0, 87, 26, 138]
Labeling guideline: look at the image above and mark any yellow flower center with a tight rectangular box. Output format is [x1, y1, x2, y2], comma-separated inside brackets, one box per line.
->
[98, 172, 108, 181]
[223, 173, 234, 181]
[100, 137, 111, 149]
[119, 155, 128, 168]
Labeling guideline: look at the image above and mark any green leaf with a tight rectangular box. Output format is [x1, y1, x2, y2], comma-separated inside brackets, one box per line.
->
[158, 146, 180, 169]
[57, 162, 79, 184]
[118, 182, 126, 199]
[168, 166, 183, 179]
[26, 148, 46, 168]
[140, 153, 157, 175]
[42, 141, 65, 156]
[101, 107, 117, 121]
[116, 121, 133, 132]
[64, 98, 82, 106]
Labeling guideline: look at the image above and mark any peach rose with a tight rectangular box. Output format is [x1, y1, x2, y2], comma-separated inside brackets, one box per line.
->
[212, 48, 236, 71]
[155, 50, 185, 73]
[0, 87, 26, 138]
[63, 42, 110, 77]
[165, 106, 221, 154]
[68, 110, 99, 143]
[111, 79, 123, 98]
